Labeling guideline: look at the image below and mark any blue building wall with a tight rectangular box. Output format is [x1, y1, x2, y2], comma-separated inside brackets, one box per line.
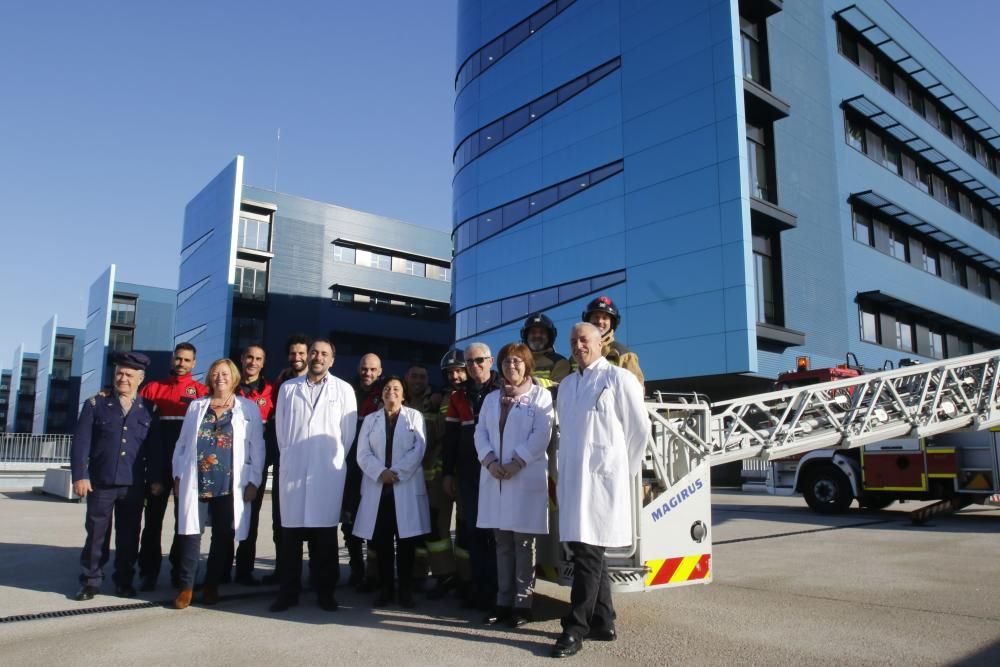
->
[32, 316, 56, 434]
[80, 265, 116, 407]
[6, 344, 25, 432]
[174, 156, 242, 378]
[454, 0, 1000, 393]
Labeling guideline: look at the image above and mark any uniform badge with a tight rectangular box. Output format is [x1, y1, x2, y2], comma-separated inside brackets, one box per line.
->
[88, 396, 97, 407]
[257, 397, 267, 406]
[185, 386, 196, 396]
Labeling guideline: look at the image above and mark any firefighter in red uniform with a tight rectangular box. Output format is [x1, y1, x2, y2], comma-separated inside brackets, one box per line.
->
[137, 342, 208, 591]
[233, 344, 276, 585]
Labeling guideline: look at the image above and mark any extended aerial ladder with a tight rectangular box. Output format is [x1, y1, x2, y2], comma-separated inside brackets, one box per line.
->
[537, 350, 1000, 592]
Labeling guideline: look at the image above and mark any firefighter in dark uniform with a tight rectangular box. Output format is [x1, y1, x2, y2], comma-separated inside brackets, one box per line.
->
[581, 296, 645, 387]
[233, 344, 276, 585]
[72, 352, 164, 601]
[136, 342, 208, 591]
[520, 312, 571, 388]
[346, 353, 383, 589]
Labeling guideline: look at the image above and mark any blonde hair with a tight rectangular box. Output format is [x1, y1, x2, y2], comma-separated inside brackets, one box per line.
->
[206, 358, 242, 400]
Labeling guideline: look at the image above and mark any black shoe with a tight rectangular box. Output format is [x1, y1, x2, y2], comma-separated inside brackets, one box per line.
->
[426, 575, 455, 600]
[357, 578, 379, 593]
[269, 596, 298, 612]
[510, 609, 533, 627]
[318, 595, 339, 612]
[399, 590, 416, 609]
[586, 627, 617, 642]
[234, 573, 260, 586]
[139, 575, 156, 592]
[373, 590, 393, 608]
[459, 594, 478, 609]
[115, 585, 137, 598]
[347, 567, 365, 588]
[75, 585, 99, 601]
[261, 572, 280, 585]
[551, 634, 583, 658]
[482, 606, 512, 626]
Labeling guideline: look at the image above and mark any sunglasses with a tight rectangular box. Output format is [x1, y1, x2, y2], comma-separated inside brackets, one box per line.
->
[466, 356, 492, 366]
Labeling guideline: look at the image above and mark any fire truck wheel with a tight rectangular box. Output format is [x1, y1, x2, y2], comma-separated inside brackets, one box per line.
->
[859, 494, 895, 510]
[802, 464, 853, 514]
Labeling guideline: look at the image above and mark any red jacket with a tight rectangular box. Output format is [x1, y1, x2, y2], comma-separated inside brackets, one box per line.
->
[139, 372, 208, 480]
[237, 377, 275, 424]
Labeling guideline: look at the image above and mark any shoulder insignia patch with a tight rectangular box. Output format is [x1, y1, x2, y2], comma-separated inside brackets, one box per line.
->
[257, 398, 267, 406]
[185, 386, 196, 396]
[88, 396, 97, 407]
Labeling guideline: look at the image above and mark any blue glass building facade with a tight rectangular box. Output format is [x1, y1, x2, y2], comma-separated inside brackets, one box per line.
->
[32, 316, 85, 434]
[453, 0, 1000, 397]
[177, 157, 453, 381]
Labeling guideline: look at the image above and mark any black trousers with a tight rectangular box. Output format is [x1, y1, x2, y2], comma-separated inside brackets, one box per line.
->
[175, 496, 235, 590]
[279, 526, 338, 600]
[234, 461, 270, 577]
[137, 486, 180, 580]
[341, 450, 366, 578]
[457, 472, 497, 602]
[562, 542, 616, 639]
[80, 485, 145, 588]
[372, 489, 418, 595]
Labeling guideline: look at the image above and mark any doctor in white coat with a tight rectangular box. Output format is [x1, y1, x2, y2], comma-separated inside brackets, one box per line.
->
[474, 342, 553, 627]
[551, 322, 647, 658]
[171, 358, 265, 609]
[270, 339, 357, 613]
[353, 376, 430, 608]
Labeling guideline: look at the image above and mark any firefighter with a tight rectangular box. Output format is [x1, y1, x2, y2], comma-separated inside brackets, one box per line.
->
[581, 295, 645, 387]
[520, 312, 571, 388]
[136, 342, 208, 591]
[347, 353, 384, 590]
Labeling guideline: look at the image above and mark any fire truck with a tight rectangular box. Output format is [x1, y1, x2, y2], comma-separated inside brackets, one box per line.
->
[744, 356, 1000, 520]
[536, 349, 1000, 592]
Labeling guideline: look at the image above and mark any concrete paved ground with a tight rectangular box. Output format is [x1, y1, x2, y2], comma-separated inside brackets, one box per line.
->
[1, 489, 998, 665]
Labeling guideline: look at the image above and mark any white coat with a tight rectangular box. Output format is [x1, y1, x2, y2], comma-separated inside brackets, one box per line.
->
[352, 406, 431, 540]
[172, 396, 265, 539]
[274, 373, 357, 528]
[474, 384, 553, 535]
[555, 356, 647, 547]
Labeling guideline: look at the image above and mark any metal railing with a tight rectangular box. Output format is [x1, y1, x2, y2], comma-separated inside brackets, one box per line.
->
[0, 433, 73, 463]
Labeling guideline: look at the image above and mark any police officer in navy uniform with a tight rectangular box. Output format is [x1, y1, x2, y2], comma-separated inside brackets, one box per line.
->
[72, 352, 164, 601]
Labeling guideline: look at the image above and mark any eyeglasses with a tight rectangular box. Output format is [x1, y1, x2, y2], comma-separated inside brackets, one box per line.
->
[501, 358, 525, 367]
[466, 356, 492, 366]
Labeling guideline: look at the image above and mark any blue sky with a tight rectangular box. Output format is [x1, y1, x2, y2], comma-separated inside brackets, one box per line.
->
[1, 1, 998, 366]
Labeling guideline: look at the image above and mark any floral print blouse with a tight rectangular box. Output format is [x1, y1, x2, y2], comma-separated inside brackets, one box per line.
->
[197, 409, 234, 498]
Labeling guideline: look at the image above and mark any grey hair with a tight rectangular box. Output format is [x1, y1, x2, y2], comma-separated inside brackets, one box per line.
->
[464, 341, 491, 358]
[570, 322, 601, 339]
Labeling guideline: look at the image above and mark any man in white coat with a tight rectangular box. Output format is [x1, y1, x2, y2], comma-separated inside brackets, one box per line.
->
[271, 339, 357, 612]
[552, 322, 647, 658]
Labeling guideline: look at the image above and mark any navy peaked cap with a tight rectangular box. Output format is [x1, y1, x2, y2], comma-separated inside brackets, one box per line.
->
[113, 351, 151, 371]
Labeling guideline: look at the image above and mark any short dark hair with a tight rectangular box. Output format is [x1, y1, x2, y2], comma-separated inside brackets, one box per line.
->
[285, 334, 311, 353]
[310, 338, 336, 356]
[175, 342, 197, 356]
[242, 344, 266, 357]
[382, 375, 409, 403]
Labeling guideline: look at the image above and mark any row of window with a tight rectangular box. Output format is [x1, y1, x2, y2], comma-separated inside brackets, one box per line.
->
[453, 57, 621, 173]
[740, 16, 768, 86]
[110, 298, 136, 326]
[851, 204, 999, 303]
[330, 288, 450, 321]
[837, 22, 1000, 178]
[845, 112, 1000, 239]
[454, 160, 624, 255]
[752, 232, 782, 326]
[858, 304, 993, 359]
[332, 244, 451, 282]
[109, 328, 133, 353]
[53, 335, 74, 361]
[454, 0, 576, 92]
[746, 123, 775, 203]
[455, 270, 626, 340]
[237, 216, 272, 252]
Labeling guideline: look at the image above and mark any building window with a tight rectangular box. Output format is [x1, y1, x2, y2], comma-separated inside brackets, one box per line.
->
[882, 142, 901, 175]
[845, 116, 866, 152]
[52, 360, 71, 380]
[887, 227, 909, 262]
[746, 123, 773, 203]
[752, 233, 782, 325]
[333, 244, 356, 264]
[391, 257, 425, 277]
[895, 320, 915, 352]
[53, 336, 74, 360]
[928, 330, 945, 359]
[111, 298, 136, 326]
[740, 17, 766, 85]
[356, 249, 391, 271]
[860, 308, 880, 344]
[109, 329, 134, 352]
[852, 209, 874, 246]
[234, 262, 267, 301]
[425, 264, 451, 282]
[921, 243, 939, 276]
[237, 216, 271, 252]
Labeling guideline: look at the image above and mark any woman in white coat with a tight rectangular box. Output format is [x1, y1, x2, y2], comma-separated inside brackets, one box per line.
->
[353, 376, 430, 608]
[171, 358, 264, 609]
[475, 342, 553, 627]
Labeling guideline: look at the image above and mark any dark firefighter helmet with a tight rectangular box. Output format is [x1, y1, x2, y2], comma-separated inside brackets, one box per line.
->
[581, 295, 620, 331]
[520, 312, 557, 349]
[440, 348, 465, 371]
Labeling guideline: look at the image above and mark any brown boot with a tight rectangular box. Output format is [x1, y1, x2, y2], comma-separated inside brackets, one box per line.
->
[174, 588, 193, 609]
[202, 584, 220, 606]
